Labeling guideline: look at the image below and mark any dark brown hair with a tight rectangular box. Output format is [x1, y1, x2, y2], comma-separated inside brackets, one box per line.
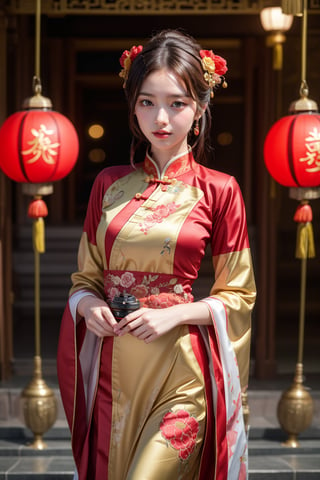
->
[124, 30, 212, 165]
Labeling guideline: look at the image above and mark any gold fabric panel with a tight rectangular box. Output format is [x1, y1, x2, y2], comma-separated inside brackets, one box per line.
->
[97, 169, 147, 270]
[107, 325, 206, 479]
[109, 180, 204, 275]
[211, 248, 256, 389]
[70, 232, 105, 297]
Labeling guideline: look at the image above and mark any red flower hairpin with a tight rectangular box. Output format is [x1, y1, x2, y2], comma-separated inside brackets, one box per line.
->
[199, 50, 228, 98]
[119, 45, 143, 86]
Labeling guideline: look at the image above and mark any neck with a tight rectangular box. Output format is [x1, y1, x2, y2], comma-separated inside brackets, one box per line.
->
[147, 147, 191, 178]
[149, 147, 190, 175]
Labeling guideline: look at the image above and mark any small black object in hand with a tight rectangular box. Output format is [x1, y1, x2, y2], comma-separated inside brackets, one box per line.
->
[108, 293, 140, 322]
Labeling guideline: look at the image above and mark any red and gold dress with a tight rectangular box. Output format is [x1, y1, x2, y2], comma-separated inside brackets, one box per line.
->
[57, 149, 256, 480]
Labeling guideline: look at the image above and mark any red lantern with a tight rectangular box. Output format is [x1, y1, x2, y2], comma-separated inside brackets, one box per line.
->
[0, 109, 79, 183]
[264, 113, 320, 188]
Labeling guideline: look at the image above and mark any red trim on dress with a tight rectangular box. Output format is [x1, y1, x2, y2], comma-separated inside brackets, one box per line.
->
[208, 323, 229, 479]
[57, 306, 88, 474]
[189, 326, 215, 479]
[87, 337, 114, 479]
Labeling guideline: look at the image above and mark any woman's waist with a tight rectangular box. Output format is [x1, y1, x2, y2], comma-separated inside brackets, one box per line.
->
[104, 269, 193, 307]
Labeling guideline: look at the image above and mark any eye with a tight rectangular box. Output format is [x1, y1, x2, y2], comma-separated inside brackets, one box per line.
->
[139, 99, 153, 107]
[172, 100, 186, 108]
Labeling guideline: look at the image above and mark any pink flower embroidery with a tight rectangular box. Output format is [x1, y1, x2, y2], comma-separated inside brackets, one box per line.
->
[227, 392, 242, 459]
[152, 204, 172, 220]
[239, 458, 247, 479]
[227, 429, 238, 459]
[109, 287, 120, 300]
[119, 272, 135, 289]
[104, 270, 194, 306]
[160, 409, 199, 460]
[130, 284, 149, 298]
[143, 292, 190, 309]
[139, 202, 180, 234]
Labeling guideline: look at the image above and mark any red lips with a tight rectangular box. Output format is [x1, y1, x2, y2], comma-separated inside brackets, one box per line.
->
[152, 130, 171, 138]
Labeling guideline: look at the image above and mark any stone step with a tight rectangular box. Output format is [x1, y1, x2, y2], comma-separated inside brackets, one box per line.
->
[0, 432, 320, 478]
[0, 433, 320, 479]
[1, 380, 320, 478]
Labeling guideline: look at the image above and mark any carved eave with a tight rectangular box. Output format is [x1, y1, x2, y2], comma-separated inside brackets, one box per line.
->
[3, 0, 319, 16]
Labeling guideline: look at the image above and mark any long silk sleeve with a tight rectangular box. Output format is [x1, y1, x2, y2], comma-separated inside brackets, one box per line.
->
[209, 177, 256, 390]
[69, 165, 132, 299]
[69, 173, 105, 298]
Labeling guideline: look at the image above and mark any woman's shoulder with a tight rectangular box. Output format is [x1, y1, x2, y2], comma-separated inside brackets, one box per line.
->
[195, 163, 239, 190]
[92, 164, 137, 187]
[86, 164, 137, 200]
[97, 164, 135, 180]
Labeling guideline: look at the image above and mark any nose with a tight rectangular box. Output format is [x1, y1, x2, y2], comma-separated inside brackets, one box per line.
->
[155, 107, 169, 126]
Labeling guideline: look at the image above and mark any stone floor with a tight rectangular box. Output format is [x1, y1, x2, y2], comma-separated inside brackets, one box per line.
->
[1, 371, 320, 479]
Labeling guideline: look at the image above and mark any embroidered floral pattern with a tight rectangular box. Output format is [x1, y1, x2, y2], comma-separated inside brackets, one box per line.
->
[227, 392, 242, 460]
[119, 271, 135, 289]
[160, 238, 171, 256]
[104, 189, 124, 208]
[160, 409, 199, 461]
[166, 181, 186, 194]
[239, 448, 248, 479]
[112, 393, 131, 446]
[139, 202, 180, 235]
[143, 292, 193, 308]
[104, 271, 193, 304]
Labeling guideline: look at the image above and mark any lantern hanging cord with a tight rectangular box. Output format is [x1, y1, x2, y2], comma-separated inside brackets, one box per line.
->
[32, 76, 42, 95]
[300, 0, 308, 95]
[35, 0, 41, 84]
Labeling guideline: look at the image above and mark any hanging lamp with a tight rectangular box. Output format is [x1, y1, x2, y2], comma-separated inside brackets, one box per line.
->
[0, 0, 79, 449]
[263, 0, 317, 447]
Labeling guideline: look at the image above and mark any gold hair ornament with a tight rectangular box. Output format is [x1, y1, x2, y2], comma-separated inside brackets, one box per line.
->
[119, 46, 228, 99]
[199, 50, 228, 98]
[119, 45, 143, 87]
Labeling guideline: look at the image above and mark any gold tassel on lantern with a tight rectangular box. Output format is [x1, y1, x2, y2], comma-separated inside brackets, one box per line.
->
[32, 217, 45, 254]
[295, 222, 315, 259]
[28, 196, 48, 254]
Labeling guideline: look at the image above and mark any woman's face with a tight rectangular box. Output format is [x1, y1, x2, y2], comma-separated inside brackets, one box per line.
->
[134, 68, 199, 165]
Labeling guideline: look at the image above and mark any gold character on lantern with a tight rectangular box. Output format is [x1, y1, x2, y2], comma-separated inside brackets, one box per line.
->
[300, 128, 320, 173]
[22, 124, 60, 165]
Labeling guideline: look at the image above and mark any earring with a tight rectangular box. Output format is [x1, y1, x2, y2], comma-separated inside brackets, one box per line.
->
[193, 119, 200, 136]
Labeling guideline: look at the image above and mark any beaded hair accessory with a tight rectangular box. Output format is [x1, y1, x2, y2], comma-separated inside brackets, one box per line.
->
[199, 50, 228, 98]
[119, 45, 228, 98]
[119, 45, 143, 87]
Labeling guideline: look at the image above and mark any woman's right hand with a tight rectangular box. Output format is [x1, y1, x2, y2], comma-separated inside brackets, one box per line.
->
[77, 295, 118, 337]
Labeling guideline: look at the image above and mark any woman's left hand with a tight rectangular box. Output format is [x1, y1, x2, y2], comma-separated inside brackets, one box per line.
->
[113, 302, 211, 343]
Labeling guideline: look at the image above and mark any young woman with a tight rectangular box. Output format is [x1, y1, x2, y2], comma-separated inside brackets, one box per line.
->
[57, 29, 256, 480]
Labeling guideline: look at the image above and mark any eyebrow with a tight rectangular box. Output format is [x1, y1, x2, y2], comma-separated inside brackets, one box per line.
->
[138, 91, 191, 98]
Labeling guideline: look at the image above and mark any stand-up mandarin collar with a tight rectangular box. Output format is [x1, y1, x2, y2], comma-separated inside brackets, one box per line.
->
[143, 148, 195, 181]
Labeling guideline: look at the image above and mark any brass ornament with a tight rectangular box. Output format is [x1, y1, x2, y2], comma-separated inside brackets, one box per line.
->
[20, 355, 58, 450]
[277, 363, 313, 447]
[276, 0, 318, 448]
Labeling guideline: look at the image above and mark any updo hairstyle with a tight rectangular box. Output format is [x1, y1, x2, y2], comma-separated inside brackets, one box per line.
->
[124, 30, 212, 165]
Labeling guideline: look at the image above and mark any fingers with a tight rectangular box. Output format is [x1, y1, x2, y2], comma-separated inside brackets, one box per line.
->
[114, 308, 144, 333]
[85, 305, 118, 338]
[114, 309, 156, 341]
